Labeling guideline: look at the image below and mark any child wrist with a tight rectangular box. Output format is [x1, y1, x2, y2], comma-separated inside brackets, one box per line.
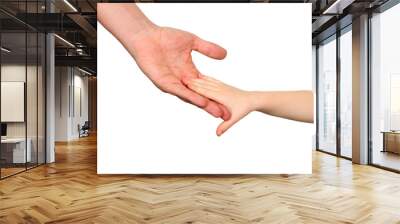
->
[247, 91, 261, 111]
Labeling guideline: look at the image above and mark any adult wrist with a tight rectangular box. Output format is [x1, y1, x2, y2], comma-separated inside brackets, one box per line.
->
[125, 22, 160, 57]
[128, 21, 159, 43]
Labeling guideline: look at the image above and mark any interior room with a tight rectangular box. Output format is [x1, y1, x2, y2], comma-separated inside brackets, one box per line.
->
[0, 19, 46, 178]
[0, 0, 400, 223]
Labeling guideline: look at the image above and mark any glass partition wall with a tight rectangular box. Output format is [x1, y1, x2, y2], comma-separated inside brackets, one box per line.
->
[316, 0, 400, 172]
[0, 2, 46, 179]
[316, 27, 352, 159]
[370, 2, 400, 171]
[0, 31, 27, 177]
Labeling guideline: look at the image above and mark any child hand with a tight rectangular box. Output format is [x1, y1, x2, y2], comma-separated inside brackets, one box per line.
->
[187, 76, 255, 136]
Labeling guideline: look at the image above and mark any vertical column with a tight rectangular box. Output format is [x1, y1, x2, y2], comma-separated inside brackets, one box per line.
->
[46, 1, 55, 163]
[336, 30, 341, 156]
[315, 45, 320, 151]
[312, 45, 317, 150]
[352, 14, 369, 164]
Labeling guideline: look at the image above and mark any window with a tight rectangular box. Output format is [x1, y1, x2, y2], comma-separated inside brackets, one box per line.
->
[317, 36, 337, 154]
[339, 28, 352, 158]
[370, 2, 400, 171]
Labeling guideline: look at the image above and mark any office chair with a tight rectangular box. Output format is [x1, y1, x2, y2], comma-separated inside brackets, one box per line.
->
[79, 121, 90, 138]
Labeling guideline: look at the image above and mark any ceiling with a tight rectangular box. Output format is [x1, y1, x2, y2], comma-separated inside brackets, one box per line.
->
[0, 0, 97, 74]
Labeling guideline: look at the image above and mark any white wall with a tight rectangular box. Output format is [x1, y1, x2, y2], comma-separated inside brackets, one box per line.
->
[1, 65, 26, 132]
[73, 73, 89, 137]
[55, 67, 89, 141]
[1, 65, 39, 138]
[55, 67, 70, 141]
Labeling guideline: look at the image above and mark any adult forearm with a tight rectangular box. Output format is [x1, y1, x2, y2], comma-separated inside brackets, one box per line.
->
[249, 91, 314, 123]
[97, 4, 157, 56]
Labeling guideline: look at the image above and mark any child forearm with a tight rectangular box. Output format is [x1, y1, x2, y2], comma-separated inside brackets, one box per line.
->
[248, 91, 314, 123]
[188, 76, 313, 135]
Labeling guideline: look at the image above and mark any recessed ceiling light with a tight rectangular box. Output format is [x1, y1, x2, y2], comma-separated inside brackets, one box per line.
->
[323, 0, 354, 15]
[78, 67, 93, 76]
[1, 47, 11, 53]
[54, 34, 75, 48]
[63, 0, 78, 12]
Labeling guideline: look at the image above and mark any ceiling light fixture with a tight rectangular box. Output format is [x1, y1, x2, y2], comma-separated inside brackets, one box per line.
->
[76, 48, 86, 56]
[323, 0, 355, 15]
[63, 0, 78, 12]
[78, 67, 93, 76]
[1, 47, 11, 53]
[54, 34, 75, 48]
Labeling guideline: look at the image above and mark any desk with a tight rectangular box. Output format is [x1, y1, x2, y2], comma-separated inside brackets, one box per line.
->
[381, 131, 400, 154]
[1, 138, 31, 163]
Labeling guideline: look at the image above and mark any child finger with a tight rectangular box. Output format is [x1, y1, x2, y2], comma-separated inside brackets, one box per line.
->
[216, 117, 240, 136]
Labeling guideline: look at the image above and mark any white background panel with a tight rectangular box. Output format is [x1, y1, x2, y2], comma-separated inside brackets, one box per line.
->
[98, 3, 313, 174]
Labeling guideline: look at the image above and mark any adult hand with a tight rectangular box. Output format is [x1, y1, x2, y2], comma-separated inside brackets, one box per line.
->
[98, 4, 230, 120]
[131, 26, 230, 120]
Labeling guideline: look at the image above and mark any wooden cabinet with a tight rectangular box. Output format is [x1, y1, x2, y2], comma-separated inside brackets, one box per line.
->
[382, 131, 400, 154]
